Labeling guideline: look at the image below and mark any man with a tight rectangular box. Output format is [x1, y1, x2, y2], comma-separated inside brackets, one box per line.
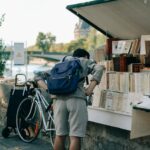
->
[53, 48, 105, 150]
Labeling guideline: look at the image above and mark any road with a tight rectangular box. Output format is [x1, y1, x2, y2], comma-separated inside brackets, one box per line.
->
[0, 126, 53, 150]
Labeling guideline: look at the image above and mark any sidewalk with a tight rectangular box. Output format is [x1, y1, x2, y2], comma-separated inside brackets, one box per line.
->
[0, 126, 53, 150]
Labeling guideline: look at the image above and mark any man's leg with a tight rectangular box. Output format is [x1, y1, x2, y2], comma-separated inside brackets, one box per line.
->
[53, 98, 69, 150]
[69, 136, 81, 150]
[54, 135, 66, 150]
[67, 98, 87, 150]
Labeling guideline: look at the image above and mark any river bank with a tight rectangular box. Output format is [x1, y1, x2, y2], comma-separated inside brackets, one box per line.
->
[4, 58, 55, 79]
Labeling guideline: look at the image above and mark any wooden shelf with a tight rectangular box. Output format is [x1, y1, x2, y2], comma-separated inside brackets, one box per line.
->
[88, 106, 132, 131]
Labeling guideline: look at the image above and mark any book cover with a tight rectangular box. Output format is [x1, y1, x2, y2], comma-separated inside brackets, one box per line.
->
[129, 73, 135, 92]
[141, 73, 150, 95]
[140, 35, 150, 55]
[105, 91, 113, 110]
[92, 85, 101, 107]
[145, 40, 150, 66]
[108, 72, 120, 91]
[120, 55, 127, 72]
[119, 72, 129, 93]
[112, 41, 119, 54]
[123, 40, 133, 54]
[99, 90, 107, 108]
[134, 73, 142, 93]
[113, 57, 120, 71]
[130, 40, 136, 55]
[128, 63, 143, 72]
[117, 40, 126, 54]
[105, 38, 118, 60]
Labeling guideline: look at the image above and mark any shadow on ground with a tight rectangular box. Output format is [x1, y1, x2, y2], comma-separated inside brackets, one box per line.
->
[0, 127, 53, 150]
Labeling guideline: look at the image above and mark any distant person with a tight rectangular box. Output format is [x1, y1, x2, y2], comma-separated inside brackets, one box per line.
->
[52, 48, 105, 150]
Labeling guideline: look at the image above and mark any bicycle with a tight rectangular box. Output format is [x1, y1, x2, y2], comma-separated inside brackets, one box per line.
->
[15, 79, 56, 147]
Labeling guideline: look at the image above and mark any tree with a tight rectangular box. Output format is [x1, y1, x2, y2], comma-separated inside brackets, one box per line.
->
[0, 14, 8, 77]
[67, 38, 87, 52]
[0, 14, 5, 27]
[36, 32, 56, 53]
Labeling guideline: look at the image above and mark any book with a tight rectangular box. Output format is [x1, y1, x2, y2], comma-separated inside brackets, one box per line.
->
[130, 39, 140, 55]
[113, 57, 120, 71]
[120, 55, 127, 72]
[133, 96, 150, 111]
[92, 85, 101, 107]
[129, 73, 135, 92]
[130, 39, 137, 55]
[105, 91, 113, 110]
[105, 38, 118, 59]
[128, 63, 143, 72]
[113, 55, 140, 72]
[121, 93, 130, 113]
[128, 92, 143, 106]
[117, 40, 126, 54]
[99, 90, 107, 108]
[134, 39, 140, 54]
[140, 35, 150, 55]
[145, 40, 150, 66]
[123, 40, 133, 54]
[108, 72, 120, 91]
[112, 41, 119, 54]
[141, 72, 150, 95]
[134, 73, 142, 93]
[145, 40, 150, 57]
[119, 72, 129, 93]
[116, 92, 124, 112]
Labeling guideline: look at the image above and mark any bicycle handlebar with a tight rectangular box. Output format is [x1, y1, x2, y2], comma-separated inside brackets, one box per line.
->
[25, 80, 39, 89]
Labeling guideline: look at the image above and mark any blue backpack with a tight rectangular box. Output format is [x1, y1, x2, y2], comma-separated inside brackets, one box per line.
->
[46, 57, 82, 95]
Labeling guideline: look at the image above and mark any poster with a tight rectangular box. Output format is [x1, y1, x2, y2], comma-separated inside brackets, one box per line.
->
[13, 42, 25, 65]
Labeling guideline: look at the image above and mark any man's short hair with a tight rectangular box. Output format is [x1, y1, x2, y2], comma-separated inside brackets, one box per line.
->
[72, 48, 90, 59]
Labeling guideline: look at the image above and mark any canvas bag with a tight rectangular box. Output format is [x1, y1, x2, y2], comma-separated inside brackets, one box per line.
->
[46, 57, 82, 95]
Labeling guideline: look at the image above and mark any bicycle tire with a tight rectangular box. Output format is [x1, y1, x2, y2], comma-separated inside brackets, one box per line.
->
[16, 97, 42, 143]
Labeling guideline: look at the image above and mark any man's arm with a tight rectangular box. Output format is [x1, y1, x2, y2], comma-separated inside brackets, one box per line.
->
[85, 80, 97, 96]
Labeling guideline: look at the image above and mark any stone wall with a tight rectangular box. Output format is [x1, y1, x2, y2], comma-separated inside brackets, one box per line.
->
[82, 122, 150, 150]
[0, 80, 50, 127]
[0, 82, 13, 126]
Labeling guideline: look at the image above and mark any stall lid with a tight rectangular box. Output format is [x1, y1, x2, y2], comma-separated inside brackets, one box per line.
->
[66, 0, 150, 39]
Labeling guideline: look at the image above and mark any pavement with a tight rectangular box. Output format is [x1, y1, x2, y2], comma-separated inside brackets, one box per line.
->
[0, 126, 53, 150]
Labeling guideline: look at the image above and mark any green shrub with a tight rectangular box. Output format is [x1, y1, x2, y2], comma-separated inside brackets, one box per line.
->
[0, 39, 7, 77]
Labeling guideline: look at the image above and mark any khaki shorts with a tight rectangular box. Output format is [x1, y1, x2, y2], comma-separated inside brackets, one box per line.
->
[53, 97, 88, 137]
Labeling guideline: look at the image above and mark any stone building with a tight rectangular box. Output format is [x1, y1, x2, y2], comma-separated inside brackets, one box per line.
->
[74, 19, 90, 40]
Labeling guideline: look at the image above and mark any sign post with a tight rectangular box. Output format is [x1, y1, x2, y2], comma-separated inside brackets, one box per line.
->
[13, 42, 27, 77]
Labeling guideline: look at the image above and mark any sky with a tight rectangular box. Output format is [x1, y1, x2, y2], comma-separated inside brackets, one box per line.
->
[0, 0, 87, 47]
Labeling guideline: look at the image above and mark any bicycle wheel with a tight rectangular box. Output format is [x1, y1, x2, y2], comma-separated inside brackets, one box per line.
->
[16, 97, 42, 143]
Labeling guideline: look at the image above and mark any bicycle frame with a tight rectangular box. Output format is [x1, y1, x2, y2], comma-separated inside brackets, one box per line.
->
[28, 88, 54, 132]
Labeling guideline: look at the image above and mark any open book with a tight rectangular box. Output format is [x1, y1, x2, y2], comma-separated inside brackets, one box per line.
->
[133, 96, 150, 111]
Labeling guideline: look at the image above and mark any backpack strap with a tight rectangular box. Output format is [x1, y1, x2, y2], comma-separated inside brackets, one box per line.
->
[85, 76, 89, 85]
[78, 76, 89, 85]
[62, 56, 67, 62]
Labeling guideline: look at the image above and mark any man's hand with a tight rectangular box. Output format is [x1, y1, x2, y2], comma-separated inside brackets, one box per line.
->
[85, 80, 97, 96]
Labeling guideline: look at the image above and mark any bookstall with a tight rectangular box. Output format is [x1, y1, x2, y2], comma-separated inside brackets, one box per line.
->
[67, 0, 150, 148]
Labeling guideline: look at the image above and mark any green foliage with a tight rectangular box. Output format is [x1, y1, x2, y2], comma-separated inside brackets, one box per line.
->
[0, 39, 8, 76]
[30, 23, 106, 53]
[53, 43, 66, 52]
[65, 28, 106, 53]
[0, 14, 5, 27]
[36, 32, 56, 53]
[85, 28, 106, 51]
[0, 14, 7, 77]
[66, 38, 87, 52]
